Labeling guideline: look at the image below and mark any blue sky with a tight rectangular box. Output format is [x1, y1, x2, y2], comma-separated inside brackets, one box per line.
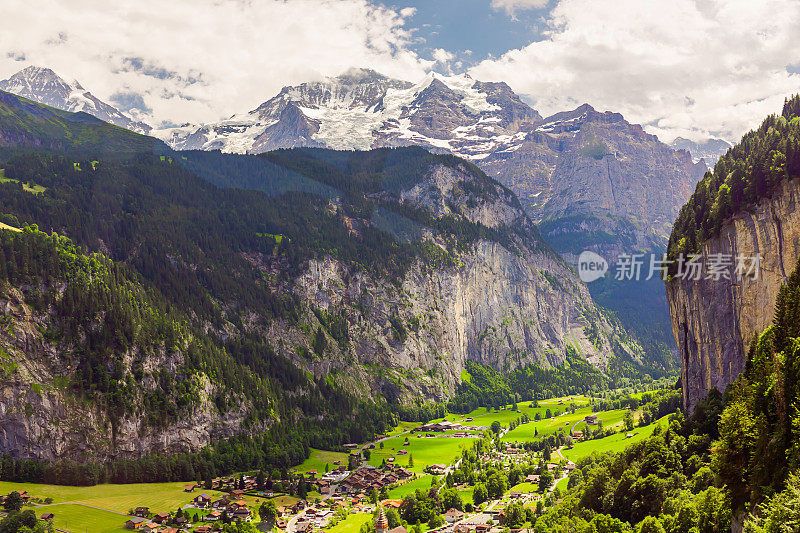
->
[381, 0, 549, 69]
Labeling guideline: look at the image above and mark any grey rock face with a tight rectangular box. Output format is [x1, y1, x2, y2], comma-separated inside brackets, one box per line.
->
[0, 287, 253, 461]
[667, 178, 800, 411]
[0, 66, 152, 134]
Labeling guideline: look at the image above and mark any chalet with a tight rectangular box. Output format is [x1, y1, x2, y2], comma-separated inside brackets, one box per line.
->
[184, 484, 196, 492]
[510, 491, 523, 498]
[426, 464, 447, 475]
[194, 494, 212, 507]
[133, 507, 149, 518]
[231, 507, 252, 521]
[125, 517, 147, 529]
[475, 525, 491, 533]
[292, 500, 308, 513]
[525, 474, 540, 483]
[195, 527, 213, 533]
[174, 517, 188, 526]
[277, 519, 288, 528]
[296, 521, 313, 532]
[444, 508, 464, 523]
[205, 511, 222, 521]
[585, 414, 599, 425]
[153, 512, 169, 524]
[382, 500, 402, 509]
[565, 464, 576, 471]
[212, 498, 229, 509]
[572, 431, 584, 440]
[230, 500, 248, 509]
[143, 523, 159, 532]
[39, 513, 54, 522]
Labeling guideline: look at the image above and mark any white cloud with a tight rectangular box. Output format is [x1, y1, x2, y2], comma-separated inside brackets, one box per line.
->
[432, 48, 455, 63]
[0, 0, 431, 127]
[471, 0, 800, 143]
[491, 0, 550, 16]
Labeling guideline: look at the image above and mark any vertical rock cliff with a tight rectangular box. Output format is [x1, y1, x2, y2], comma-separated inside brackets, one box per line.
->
[667, 178, 800, 410]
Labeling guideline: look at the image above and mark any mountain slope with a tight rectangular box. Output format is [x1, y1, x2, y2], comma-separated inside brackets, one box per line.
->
[0, 90, 163, 154]
[154, 69, 705, 372]
[0, 94, 646, 461]
[0, 66, 151, 134]
[667, 94, 800, 410]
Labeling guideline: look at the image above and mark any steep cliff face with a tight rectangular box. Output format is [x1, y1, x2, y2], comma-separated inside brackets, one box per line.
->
[272, 162, 640, 400]
[667, 177, 800, 410]
[287, 238, 631, 400]
[0, 284, 253, 462]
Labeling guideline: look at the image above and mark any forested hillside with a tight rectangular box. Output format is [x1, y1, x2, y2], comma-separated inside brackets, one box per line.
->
[534, 253, 800, 531]
[0, 90, 648, 475]
[668, 95, 800, 260]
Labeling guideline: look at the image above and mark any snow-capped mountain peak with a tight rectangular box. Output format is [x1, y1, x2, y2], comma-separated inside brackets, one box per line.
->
[0, 66, 151, 134]
[154, 68, 542, 156]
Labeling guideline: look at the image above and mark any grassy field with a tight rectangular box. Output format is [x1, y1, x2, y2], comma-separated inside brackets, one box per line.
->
[554, 477, 569, 494]
[502, 407, 633, 443]
[509, 482, 538, 493]
[385, 420, 423, 437]
[0, 171, 46, 194]
[537, 395, 592, 406]
[388, 475, 435, 499]
[0, 222, 20, 232]
[327, 512, 373, 533]
[295, 448, 350, 473]
[0, 481, 225, 514]
[367, 435, 473, 473]
[43, 503, 129, 533]
[501, 407, 592, 442]
[561, 415, 671, 462]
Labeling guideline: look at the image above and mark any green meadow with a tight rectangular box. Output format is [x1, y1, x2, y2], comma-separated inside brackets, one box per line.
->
[38, 504, 128, 533]
[295, 448, 350, 473]
[388, 475, 436, 499]
[0, 481, 225, 514]
[367, 434, 474, 473]
[561, 415, 671, 462]
[327, 512, 373, 533]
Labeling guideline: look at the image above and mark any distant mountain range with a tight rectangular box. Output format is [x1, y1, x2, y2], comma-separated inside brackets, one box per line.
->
[0, 65, 713, 368]
[669, 136, 732, 166]
[0, 66, 151, 134]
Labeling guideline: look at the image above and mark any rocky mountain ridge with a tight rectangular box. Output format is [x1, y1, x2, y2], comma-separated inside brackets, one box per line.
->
[668, 177, 800, 410]
[666, 95, 800, 411]
[0, 66, 151, 134]
[0, 93, 646, 459]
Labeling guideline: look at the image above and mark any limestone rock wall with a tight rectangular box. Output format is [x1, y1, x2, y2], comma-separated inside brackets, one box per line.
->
[667, 178, 800, 410]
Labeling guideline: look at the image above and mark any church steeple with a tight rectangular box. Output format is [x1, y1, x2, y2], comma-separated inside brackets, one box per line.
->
[376, 507, 389, 533]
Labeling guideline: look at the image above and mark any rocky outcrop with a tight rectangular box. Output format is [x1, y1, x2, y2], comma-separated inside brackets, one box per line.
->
[0, 286, 255, 461]
[667, 178, 800, 411]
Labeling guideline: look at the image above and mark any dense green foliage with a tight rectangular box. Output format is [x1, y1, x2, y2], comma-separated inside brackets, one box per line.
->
[668, 95, 800, 260]
[713, 254, 800, 514]
[533, 405, 730, 532]
[446, 353, 657, 414]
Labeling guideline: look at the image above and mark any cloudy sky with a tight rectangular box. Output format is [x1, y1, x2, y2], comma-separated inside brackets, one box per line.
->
[2, 0, 799, 143]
